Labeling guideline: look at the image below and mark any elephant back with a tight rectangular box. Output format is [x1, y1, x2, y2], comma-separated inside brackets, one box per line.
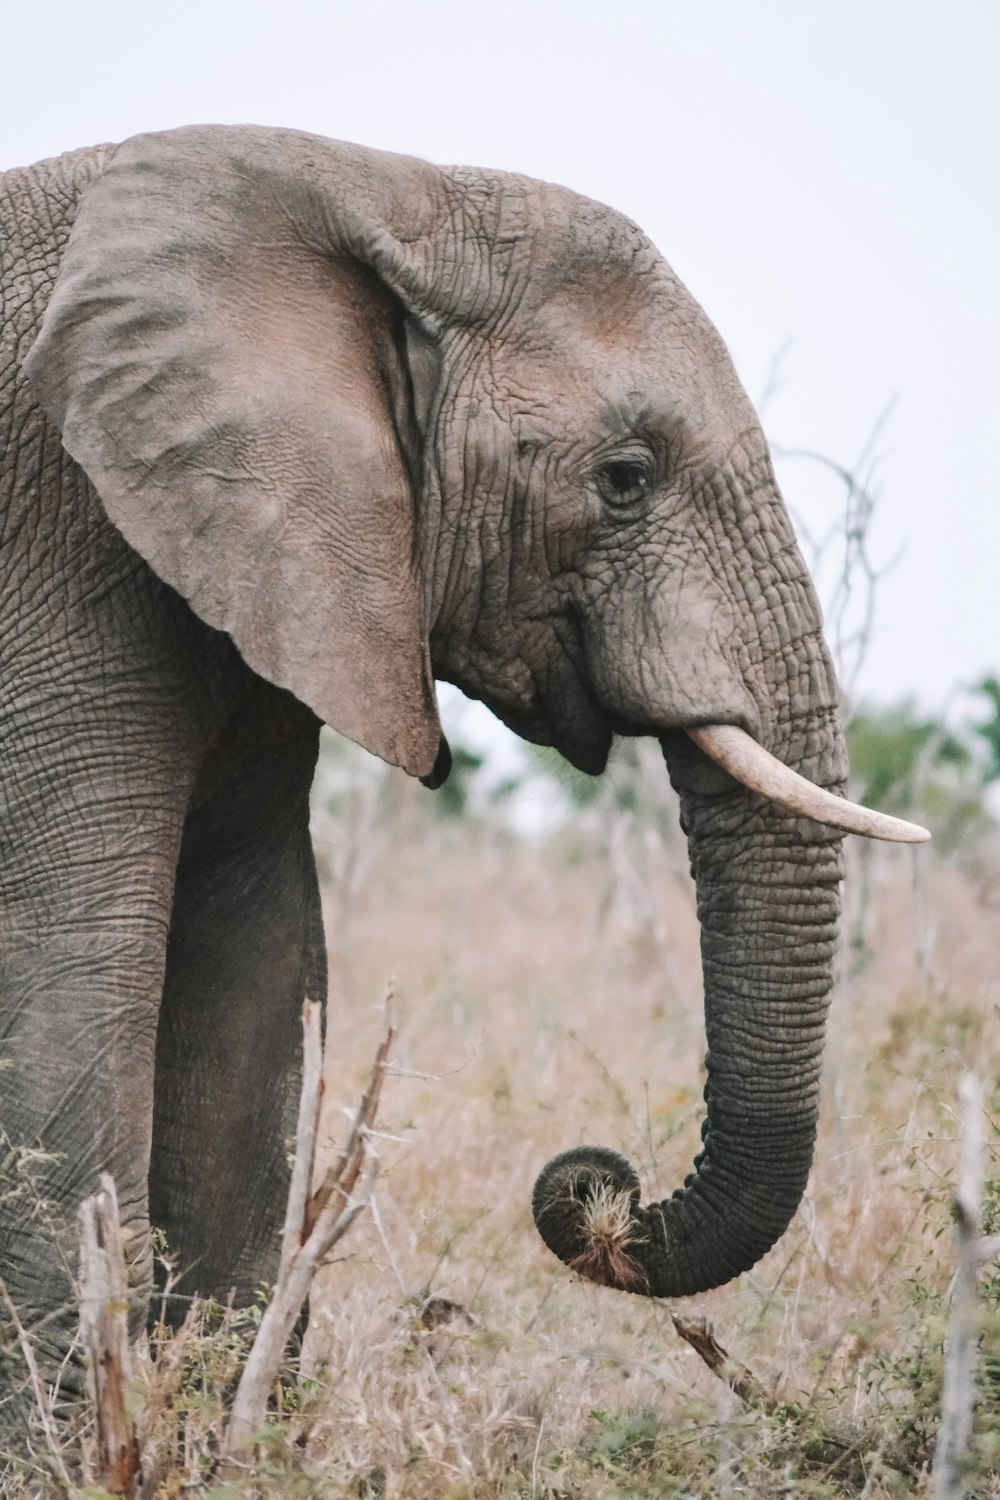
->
[1, 144, 117, 493]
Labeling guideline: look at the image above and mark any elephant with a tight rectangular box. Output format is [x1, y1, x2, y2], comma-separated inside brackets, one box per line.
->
[0, 124, 927, 1393]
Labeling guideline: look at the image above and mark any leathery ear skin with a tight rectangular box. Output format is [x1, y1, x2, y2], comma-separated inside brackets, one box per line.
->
[25, 125, 446, 776]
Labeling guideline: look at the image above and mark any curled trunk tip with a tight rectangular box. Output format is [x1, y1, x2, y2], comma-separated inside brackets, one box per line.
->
[532, 1146, 650, 1294]
[535, 737, 846, 1302]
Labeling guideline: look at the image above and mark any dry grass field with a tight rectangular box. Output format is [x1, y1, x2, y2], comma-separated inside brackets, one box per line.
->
[292, 748, 1000, 1499]
[3, 735, 999, 1497]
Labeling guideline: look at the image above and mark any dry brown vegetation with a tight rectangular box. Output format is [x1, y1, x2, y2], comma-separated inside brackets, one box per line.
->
[297, 750, 1000, 1499]
[3, 737, 999, 1497]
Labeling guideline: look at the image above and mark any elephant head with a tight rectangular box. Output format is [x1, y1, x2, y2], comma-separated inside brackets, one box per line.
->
[24, 125, 926, 1300]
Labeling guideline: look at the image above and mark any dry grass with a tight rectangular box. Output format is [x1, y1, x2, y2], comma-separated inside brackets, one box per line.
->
[564, 1177, 648, 1294]
[294, 770, 1000, 1497]
[3, 755, 999, 1496]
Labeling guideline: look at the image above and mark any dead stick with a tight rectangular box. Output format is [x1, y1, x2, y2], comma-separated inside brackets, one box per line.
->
[305, 988, 394, 1236]
[278, 999, 324, 1283]
[671, 1313, 778, 1412]
[222, 998, 394, 1465]
[223, 1164, 376, 1462]
[78, 1174, 142, 1498]
[934, 1074, 985, 1500]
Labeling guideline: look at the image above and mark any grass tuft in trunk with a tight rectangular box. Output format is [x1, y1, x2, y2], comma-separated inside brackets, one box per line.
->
[566, 1178, 648, 1293]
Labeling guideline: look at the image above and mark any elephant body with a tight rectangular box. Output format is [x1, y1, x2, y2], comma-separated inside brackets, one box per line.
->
[2, 146, 326, 1378]
[1, 125, 910, 1398]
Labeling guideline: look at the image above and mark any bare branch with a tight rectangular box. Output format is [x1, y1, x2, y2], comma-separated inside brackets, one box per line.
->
[671, 1313, 778, 1413]
[757, 336, 794, 418]
[221, 995, 395, 1467]
[934, 1074, 985, 1500]
[278, 998, 324, 1284]
[775, 399, 898, 708]
[305, 987, 394, 1237]
[77, 1173, 142, 1498]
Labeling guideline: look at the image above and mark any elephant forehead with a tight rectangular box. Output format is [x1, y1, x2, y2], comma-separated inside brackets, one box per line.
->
[471, 253, 748, 429]
[480, 312, 752, 461]
[556, 279, 746, 403]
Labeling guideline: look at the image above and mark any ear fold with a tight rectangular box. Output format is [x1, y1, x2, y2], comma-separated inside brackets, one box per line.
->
[25, 125, 452, 777]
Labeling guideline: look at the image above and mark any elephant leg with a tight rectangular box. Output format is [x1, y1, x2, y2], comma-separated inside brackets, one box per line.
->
[0, 752, 196, 1398]
[149, 695, 325, 1314]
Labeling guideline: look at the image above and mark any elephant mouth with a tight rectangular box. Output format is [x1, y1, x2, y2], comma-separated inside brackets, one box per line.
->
[482, 664, 617, 776]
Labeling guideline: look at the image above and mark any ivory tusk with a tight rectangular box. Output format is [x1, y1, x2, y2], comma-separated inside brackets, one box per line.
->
[687, 724, 931, 844]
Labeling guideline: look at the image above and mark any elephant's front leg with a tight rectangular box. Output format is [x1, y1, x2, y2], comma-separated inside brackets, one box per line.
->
[149, 691, 324, 1313]
[0, 762, 195, 1399]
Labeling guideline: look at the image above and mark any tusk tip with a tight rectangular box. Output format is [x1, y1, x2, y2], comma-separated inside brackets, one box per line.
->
[875, 819, 931, 845]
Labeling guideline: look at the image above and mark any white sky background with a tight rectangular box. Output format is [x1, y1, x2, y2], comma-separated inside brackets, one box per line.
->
[4, 0, 997, 742]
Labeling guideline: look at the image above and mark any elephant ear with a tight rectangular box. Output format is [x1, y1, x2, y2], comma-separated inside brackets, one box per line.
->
[25, 124, 454, 777]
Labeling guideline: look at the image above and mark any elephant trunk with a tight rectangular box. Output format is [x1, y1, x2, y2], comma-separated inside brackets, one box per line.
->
[532, 758, 844, 1298]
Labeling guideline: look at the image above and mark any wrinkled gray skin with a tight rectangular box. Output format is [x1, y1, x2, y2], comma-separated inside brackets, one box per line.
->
[0, 127, 845, 1388]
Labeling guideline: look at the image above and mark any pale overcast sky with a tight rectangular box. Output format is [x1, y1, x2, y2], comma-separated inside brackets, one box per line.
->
[4, 0, 997, 722]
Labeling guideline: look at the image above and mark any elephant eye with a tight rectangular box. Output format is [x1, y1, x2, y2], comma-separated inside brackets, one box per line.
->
[594, 457, 654, 508]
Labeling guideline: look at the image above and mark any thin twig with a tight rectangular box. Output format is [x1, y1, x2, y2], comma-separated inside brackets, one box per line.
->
[775, 399, 898, 705]
[858, 1433, 890, 1500]
[757, 336, 794, 417]
[565, 1027, 632, 1119]
[369, 1191, 409, 1298]
[305, 989, 395, 1237]
[0, 1277, 73, 1492]
[934, 1074, 985, 1500]
[530, 1415, 546, 1498]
